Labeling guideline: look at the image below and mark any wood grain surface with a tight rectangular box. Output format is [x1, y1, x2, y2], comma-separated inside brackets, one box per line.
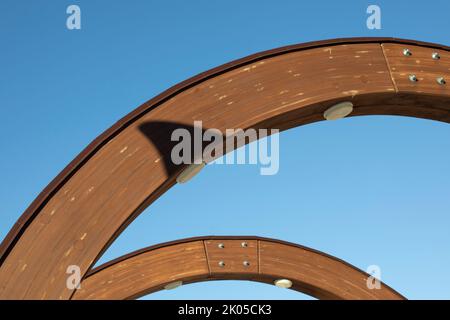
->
[73, 236, 404, 300]
[1, 38, 448, 299]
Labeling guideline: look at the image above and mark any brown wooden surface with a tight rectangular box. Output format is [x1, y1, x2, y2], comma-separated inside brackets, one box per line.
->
[1, 38, 449, 299]
[72, 236, 404, 300]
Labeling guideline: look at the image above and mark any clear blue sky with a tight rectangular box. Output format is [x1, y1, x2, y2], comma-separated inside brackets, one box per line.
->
[1, 0, 449, 299]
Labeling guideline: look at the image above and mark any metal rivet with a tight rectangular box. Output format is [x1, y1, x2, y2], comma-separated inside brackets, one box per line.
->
[403, 48, 412, 56]
[432, 52, 440, 60]
[274, 279, 293, 289]
[218, 261, 225, 267]
[218, 243, 224, 249]
[176, 162, 206, 184]
[323, 101, 354, 121]
[243, 261, 250, 267]
[437, 77, 446, 85]
[164, 281, 183, 290]
[409, 74, 418, 82]
[241, 242, 248, 248]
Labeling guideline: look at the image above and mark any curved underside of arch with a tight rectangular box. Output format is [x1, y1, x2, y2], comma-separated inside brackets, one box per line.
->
[73, 237, 405, 300]
[0, 38, 449, 299]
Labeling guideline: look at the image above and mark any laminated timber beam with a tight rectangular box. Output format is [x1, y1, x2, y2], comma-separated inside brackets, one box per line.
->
[72, 236, 405, 300]
[1, 38, 449, 299]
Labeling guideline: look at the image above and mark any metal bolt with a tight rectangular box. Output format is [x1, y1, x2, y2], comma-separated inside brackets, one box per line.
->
[409, 74, 418, 82]
[218, 261, 225, 267]
[403, 48, 412, 56]
[241, 242, 248, 248]
[243, 261, 250, 267]
[218, 243, 224, 249]
[432, 52, 440, 60]
[437, 77, 446, 85]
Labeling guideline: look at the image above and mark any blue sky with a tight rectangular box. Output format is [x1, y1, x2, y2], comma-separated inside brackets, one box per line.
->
[0, 0, 449, 299]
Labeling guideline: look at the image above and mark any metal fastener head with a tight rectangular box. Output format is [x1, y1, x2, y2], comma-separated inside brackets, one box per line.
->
[403, 48, 412, 56]
[432, 52, 440, 60]
[437, 77, 446, 85]
[218, 261, 225, 267]
[243, 261, 250, 267]
[241, 242, 248, 248]
[218, 243, 224, 249]
[409, 74, 418, 82]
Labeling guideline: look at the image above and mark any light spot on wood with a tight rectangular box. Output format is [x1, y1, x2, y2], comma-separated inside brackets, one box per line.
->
[87, 186, 94, 193]
[256, 87, 265, 92]
[279, 90, 289, 95]
[227, 79, 233, 83]
[293, 73, 301, 77]
[276, 97, 312, 109]
[218, 95, 227, 100]
[80, 233, 87, 241]
[120, 146, 128, 153]
[342, 90, 359, 97]
[295, 92, 304, 96]
[227, 101, 234, 105]
[70, 196, 76, 202]
[154, 158, 161, 163]
[50, 209, 56, 216]
[21, 264, 27, 272]
[65, 247, 73, 257]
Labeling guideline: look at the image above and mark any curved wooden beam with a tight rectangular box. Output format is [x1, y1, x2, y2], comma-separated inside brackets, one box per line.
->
[72, 236, 405, 300]
[1, 38, 449, 299]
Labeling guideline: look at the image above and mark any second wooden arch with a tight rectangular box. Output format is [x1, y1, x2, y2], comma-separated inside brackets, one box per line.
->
[73, 236, 405, 300]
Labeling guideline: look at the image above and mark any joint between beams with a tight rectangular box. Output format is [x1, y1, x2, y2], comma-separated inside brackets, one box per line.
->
[380, 43, 399, 93]
[202, 240, 212, 277]
[257, 240, 261, 275]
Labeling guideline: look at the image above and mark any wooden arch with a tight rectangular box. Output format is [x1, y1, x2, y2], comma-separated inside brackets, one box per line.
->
[73, 236, 405, 300]
[0, 38, 449, 299]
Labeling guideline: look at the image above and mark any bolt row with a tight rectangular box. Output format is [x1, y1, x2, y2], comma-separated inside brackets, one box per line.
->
[408, 74, 446, 84]
[217, 241, 250, 268]
[402, 48, 446, 85]
[217, 242, 248, 249]
[218, 260, 251, 267]
[403, 48, 440, 60]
